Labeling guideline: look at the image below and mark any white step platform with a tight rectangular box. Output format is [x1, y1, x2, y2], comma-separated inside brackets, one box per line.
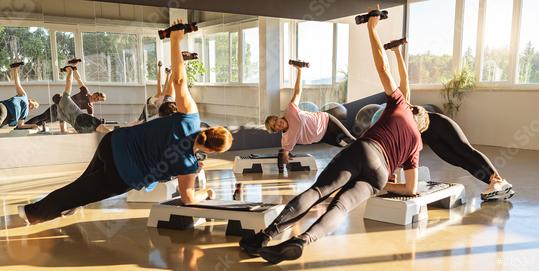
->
[127, 170, 206, 203]
[233, 153, 317, 174]
[147, 198, 284, 237]
[364, 181, 466, 225]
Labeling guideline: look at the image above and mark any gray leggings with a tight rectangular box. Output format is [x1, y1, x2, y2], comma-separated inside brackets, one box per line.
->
[0, 103, 7, 127]
[264, 139, 389, 244]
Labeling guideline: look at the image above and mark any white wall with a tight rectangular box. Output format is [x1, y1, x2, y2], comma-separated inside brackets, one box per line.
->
[412, 89, 539, 151]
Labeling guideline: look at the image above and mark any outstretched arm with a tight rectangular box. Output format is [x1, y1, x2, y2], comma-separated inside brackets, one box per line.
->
[392, 46, 410, 102]
[163, 68, 174, 98]
[64, 67, 74, 95]
[73, 67, 87, 90]
[155, 61, 163, 98]
[290, 66, 303, 105]
[177, 174, 214, 204]
[170, 19, 197, 114]
[11, 68, 27, 97]
[367, 14, 398, 96]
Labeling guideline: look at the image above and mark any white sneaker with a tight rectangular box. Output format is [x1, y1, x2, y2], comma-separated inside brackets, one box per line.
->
[18, 205, 30, 225]
[61, 207, 80, 217]
[481, 179, 513, 201]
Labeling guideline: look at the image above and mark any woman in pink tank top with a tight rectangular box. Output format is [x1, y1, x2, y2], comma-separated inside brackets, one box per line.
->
[264, 61, 356, 163]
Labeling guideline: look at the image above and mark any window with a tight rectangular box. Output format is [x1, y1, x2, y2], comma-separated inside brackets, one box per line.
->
[242, 27, 259, 84]
[517, 0, 539, 84]
[143, 37, 157, 82]
[297, 21, 333, 85]
[282, 22, 291, 86]
[336, 23, 349, 83]
[56, 31, 76, 80]
[230, 32, 239, 82]
[480, 0, 513, 82]
[82, 32, 138, 83]
[461, 0, 479, 71]
[205, 32, 229, 83]
[0, 26, 52, 81]
[408, 0, 455, 84]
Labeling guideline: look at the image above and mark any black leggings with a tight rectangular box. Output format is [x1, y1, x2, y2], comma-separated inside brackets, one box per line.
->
[264, 140, 388, 244]
[26, 105, 57, 125]
[422, 113, 497, 184]
[320, 114, 356, 147]
[25, 133, 131, 222]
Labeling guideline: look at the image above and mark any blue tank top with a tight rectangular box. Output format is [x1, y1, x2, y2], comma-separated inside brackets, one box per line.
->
[1, 95, 29, 126]
[111, 113, 201, 190]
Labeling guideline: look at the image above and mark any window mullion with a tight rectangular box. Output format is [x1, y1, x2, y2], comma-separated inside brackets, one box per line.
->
[453, 0, 465, 73]
[74, 27, 85, 82]
[475, 0, 487, 84]
[509, 0, 523, 85]
[50, 30, 60, 82]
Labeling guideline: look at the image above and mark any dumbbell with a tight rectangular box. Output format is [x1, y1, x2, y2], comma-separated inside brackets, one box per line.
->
[10, 61, 25, 68]
[277, 149, 286, 173]
[182, 51, 199, 61]
[67, 58, 82, 65]
[384, 38, 407, 50]
[289, 59, 309, 68]
[60, 65, 77, 72]
[355, 9, 389, 25]
[158, 22, 198, 40]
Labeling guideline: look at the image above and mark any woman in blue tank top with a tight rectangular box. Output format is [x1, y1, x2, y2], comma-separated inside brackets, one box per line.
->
[18, 19, 234, 225]
[0, 65, 40, 129]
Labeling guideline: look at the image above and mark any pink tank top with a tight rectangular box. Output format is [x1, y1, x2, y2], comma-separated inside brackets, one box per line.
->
[281, 103, 330, 151]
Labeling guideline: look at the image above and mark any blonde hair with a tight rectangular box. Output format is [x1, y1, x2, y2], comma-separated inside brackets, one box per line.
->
[196, 127, 233, 153]
[412, 105, 430, 133]
[264, 115, 279, 133]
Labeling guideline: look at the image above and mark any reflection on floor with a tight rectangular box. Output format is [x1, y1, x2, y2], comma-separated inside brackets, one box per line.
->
[1, 144, 539, 271]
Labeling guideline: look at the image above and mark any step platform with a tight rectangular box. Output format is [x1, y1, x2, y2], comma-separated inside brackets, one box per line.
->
[127, 169, 206, 203]
[147, 198, 284, 237]
[233, 153, 317, 174]
[364, 181, 466, 225]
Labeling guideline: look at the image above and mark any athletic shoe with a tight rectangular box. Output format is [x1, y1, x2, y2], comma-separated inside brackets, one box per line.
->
[61, 207, 80, 217]
[18, 205, 41, 225]
[259, 237, 305, 264]
[483, 189, 515, 201]
[239, 231, 270, 257]
[481, 179, 513, 201]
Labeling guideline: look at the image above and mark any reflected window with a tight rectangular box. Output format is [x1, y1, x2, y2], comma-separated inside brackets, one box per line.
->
[205, 32, 229, 83]
[517, 0, 539, 84]
[56, 31, 76, 80]
[282, 22, 291, 86]
[242, 27, 259, 84]
[461, 0, 479, 72]
[0, 26, 52, 81]
[231, 32, 239, 82]
[408, 0, 455, 84]
[82, 32, 138, 83]
[143, 37, 157, 82]
[336, 23, 349, 83]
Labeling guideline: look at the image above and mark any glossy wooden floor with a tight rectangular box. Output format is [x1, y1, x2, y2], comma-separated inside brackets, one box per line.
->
[1, 144, 539, 271]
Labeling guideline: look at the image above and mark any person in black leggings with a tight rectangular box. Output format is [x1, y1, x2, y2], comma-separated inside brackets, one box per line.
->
[264, 61, 356, 164]
[385, 42, 513, 201]
[18, 19, 234, 225]
[240, 14, 424, 264]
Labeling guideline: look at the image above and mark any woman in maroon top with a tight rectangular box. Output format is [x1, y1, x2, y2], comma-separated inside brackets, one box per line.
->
[239, 12, 425, 264]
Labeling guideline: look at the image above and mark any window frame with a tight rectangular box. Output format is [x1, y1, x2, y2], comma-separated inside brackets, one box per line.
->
[280, 19, 347, 88]
[0, 19, 168, 87]
[188, 20, 259, 87]
[408, 0, 538, 90]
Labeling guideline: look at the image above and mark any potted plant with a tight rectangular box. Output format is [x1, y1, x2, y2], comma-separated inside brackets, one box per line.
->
[441, 68, 475, 118]
[186, 59, 206, 88]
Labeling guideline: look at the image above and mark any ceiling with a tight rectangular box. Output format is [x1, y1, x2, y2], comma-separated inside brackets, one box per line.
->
[92, 0, 406, 21]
